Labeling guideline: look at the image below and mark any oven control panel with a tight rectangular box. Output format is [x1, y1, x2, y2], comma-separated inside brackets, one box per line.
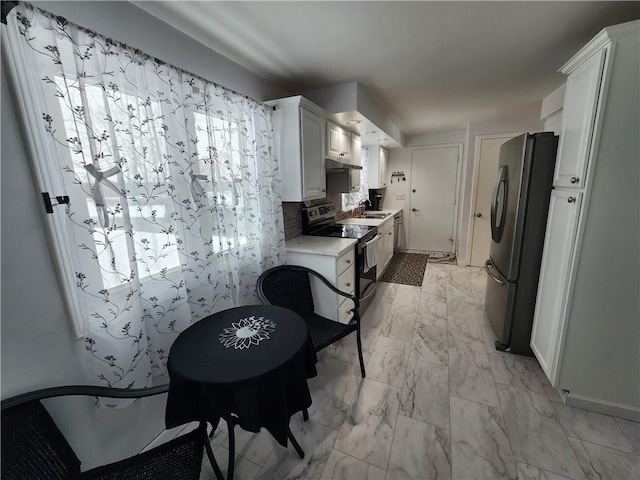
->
[304, 203, 337, 224]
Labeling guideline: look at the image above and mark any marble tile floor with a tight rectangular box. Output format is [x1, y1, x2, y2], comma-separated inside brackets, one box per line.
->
[199, 263, 639, 480]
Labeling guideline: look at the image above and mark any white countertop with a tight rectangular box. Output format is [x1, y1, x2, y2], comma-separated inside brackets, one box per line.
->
[285, 235, 357, 257]
[337, 208, 403, 227]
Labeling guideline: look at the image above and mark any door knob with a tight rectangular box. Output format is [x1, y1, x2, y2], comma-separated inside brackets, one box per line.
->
[412, 208, 420, 212]
[476, 213, 482, 217]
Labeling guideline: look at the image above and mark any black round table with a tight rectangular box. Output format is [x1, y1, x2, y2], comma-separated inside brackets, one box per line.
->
[165, 305, 317, 479]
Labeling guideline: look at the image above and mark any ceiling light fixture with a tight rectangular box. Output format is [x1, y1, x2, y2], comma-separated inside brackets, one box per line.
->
[346, 120, 361, 125]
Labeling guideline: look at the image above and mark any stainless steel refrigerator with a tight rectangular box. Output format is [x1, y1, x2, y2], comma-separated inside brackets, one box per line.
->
[484, 132, 558, 356]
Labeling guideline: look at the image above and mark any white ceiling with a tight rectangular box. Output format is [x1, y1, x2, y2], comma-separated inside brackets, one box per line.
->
[134, 1, 639, 136]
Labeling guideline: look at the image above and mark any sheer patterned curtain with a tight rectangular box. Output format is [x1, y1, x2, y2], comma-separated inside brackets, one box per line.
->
[3, 3, 285, 390]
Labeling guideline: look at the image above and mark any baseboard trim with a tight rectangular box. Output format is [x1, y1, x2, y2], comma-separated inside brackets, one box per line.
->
[141, 421, 200, 453]
[565, 393, 640, 422]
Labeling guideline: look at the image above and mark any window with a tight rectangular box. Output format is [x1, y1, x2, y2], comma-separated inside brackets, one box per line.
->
[4, 2, 284, 389]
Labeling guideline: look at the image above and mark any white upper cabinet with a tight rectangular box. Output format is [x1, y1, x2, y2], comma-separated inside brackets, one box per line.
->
[266, 96, 326, 201]
[340, 128, 352, 161]
[366, 146, 389, 188]
[326, 121, 357, 163]
[351, 134, 362, 166]
[553, 48, 606, 189]
[326, 122, 343, 160]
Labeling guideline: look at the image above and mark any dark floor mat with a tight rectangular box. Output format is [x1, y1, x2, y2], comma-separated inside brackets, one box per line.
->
[379, 252, 429, 286]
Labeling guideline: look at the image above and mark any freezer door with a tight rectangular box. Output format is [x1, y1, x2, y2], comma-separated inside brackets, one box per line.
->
[484, 258, 517, 350]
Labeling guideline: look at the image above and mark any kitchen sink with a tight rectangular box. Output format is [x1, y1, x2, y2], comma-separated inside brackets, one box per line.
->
[359, 212, 391, 219]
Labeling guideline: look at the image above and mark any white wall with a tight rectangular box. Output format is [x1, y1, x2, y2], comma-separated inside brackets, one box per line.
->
[1, 1, 287, 470]
[459, 113, 545, 262]
[386, 130, 467, 251]
[387, 111, 545, 262]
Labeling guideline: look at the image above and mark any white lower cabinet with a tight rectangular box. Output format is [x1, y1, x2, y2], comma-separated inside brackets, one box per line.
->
[376, 217, 395, 279]
[286, 247, 356, 323]
[530, 190, 582, 384]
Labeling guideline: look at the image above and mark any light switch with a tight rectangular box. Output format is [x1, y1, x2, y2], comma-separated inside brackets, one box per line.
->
[396, 193, 406, 200]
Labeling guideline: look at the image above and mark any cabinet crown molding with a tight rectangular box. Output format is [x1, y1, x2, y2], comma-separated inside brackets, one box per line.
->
[560, 19, 640, 74]
[265, 95, 325, 116]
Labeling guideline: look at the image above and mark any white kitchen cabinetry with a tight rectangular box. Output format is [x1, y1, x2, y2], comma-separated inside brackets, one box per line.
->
[326, 121, 352, 163]
[366, 146, 388, 188]
[266, 96, 326, 201]
[287, 247, 356, 323]
[530, 21, 639, 419]
[376, 217, 395, 279]
[552, 49, 605, 189]
[530, 190, 582, 382]
[351, 134, 362, 166]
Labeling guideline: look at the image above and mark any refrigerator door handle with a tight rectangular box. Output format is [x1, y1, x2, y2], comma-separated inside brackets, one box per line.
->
[485, 259, 506, 285]
[490, 166, 508, 243]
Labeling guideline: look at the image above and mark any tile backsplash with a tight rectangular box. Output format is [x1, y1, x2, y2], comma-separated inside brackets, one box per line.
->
[283, 202, 303, 240]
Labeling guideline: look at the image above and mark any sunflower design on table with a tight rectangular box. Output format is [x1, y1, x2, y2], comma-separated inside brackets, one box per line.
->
[219, 315, 277, 349]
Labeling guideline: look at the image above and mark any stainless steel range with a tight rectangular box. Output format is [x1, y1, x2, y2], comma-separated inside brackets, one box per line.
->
[302, 203, 378, 315]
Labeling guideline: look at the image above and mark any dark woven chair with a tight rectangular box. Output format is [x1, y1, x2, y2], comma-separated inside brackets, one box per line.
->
[1, 384, 214, 480]
[256, 264, 366, 378]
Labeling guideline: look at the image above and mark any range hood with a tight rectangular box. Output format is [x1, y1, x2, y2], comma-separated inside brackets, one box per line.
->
[326, 158, 362, 173]
[303, 82, 404, 148]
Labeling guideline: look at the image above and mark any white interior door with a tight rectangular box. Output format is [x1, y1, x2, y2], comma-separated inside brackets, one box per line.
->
[409, 145, 460, 252]
[468, 133, 520, 266]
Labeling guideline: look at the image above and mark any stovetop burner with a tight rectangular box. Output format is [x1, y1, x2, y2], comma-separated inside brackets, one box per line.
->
[311, 223, 374, 240]
[302, 203, 377, 242]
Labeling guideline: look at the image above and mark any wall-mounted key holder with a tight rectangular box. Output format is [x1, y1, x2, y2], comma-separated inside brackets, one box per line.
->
[390, 171, 406, 183]
[42, 192, 70, 213]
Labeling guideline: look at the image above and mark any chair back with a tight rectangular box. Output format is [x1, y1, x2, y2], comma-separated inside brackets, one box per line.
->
[1, 384, 204, 480]
[256, 265, 315, 315]
[1, 400, 82, 479]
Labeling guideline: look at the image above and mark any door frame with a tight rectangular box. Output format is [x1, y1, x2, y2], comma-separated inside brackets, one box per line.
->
[465, 132, 522, 265]
[408, 143, 463, 254]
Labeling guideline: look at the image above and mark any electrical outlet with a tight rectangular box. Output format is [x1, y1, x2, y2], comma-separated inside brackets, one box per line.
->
[396, 193, 406, 200]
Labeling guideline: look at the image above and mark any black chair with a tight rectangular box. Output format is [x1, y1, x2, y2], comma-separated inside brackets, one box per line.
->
[1, 384, 214, 480]
[256, 264, 366, 378]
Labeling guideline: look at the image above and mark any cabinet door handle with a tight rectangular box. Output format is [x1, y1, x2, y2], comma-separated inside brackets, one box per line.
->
[321, 188, 326, 192]
[345, 282, 351, 287]
[567, 196, 576, 204]
[412, 208, 420, 212]
[346, 259, 351, 264]
[388, 232, 392, 235]
[570, 176, 579, 184]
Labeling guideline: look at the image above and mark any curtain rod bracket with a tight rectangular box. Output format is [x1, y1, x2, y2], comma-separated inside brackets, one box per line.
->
[42, 192, 69, 214]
